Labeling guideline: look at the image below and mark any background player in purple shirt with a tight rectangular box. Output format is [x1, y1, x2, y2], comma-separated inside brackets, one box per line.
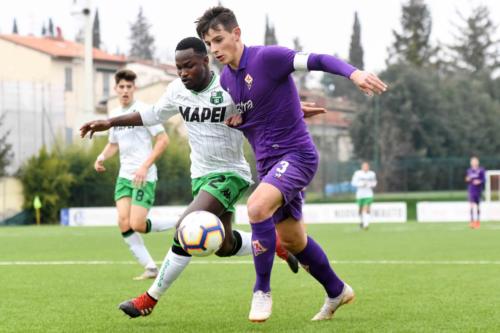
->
[465, 156, 486, 229]
[196, 6, 387, 322]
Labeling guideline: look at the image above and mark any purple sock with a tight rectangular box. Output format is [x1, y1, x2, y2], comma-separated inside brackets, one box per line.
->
[250, 218, 276, 293]
[295, 236, 344, 298]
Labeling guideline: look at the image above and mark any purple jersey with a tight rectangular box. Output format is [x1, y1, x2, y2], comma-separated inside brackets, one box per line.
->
[220, 46, 315, 164]
[466, 167, 485, 195]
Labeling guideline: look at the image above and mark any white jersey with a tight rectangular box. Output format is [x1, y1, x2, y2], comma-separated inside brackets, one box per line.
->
[109, 100, 165, 182]
[351, 170, 377, 199]
[140, 74, 252, 183]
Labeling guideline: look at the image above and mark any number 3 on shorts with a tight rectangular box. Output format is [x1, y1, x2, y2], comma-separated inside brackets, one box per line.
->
[277, 161, 289, 174]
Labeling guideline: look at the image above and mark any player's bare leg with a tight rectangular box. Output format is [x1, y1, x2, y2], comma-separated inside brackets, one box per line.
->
[116, 198, 157, 280]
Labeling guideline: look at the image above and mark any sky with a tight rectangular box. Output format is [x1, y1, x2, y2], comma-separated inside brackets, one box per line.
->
[1, 0, 499, 71]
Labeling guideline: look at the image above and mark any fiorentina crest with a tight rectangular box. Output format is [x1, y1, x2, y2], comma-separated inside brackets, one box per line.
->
[210, 91, 224, 105]
[252, 240, 268, 256]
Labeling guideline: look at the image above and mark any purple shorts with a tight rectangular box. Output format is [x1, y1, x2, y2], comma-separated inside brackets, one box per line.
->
[468, 191, 481, 204]
[257, 148, 318, 223]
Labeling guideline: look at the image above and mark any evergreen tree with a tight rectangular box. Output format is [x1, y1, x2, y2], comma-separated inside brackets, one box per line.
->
[92, 9, 101, 49]
[448, 5, 499, 73]
[12, 19, 18, 34]
[129, 7, 156, 60]
[321, 12, 364, 98]
[264, 15, 278, 45]
[388, 0, 437, 67]
[48, 18, 54, 37]
[41, 23, 47, 36]
[349, 12, 364, 69]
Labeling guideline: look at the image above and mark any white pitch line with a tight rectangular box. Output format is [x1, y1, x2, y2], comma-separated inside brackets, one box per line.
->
[0, 260, 500, 266]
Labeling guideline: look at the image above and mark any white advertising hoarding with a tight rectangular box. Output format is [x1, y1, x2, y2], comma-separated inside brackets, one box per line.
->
[417, 202, 500, 222]
[63, 202, 407, 226]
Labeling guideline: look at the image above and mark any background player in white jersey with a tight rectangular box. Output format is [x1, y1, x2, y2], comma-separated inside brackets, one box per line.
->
[95, 69, 172, 280]
[81, 38, 318, 317]
[351, 161, 377, 229]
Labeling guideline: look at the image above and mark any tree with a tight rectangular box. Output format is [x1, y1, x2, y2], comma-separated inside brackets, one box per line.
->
[448, 5, 500, 74]
[18, 147, 75, 224]
[0, 115, 13, 177]
[264, 15, 278, 45]
[321, 12, 365, 98]
[349, 12, 364, 69]
[92, 9, 101, 49]
[41, 23, 47, 36]
[129, 7, 156, 60]
[48, 18, 54, 37]
[12, 19, 18, 34]
[388, 0, 437, 67]
[350, 63, 500, 191]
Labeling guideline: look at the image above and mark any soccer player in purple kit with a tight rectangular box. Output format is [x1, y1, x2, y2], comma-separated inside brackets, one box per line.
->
[196, 6, 387, 322]
[465, 156, 486, 229]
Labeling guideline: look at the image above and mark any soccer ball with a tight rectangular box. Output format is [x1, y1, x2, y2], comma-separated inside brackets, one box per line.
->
[177, 211, 225, 257]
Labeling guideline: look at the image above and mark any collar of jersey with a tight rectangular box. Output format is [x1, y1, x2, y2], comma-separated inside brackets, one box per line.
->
[120, 100, 136, 112]
[190, 71, 216, 95]
[228, 45, 248, 73]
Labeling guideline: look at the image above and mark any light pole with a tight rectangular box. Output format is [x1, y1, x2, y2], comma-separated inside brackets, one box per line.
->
[71, 0, 94, 115]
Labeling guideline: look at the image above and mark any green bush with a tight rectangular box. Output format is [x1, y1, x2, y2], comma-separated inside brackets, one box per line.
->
[18, 147, 75, 224]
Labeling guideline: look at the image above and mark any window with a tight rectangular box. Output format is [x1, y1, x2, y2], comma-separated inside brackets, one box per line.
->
[64, 67, 73, 92]
[102, 72, 110, 98]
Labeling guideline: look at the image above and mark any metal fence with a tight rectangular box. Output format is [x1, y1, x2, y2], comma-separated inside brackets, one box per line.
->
[0, 81, 66, 174]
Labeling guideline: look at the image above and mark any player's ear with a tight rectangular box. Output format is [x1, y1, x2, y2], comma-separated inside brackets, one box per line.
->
[233, 26, 241, 41]
[203, 55, 210, 65]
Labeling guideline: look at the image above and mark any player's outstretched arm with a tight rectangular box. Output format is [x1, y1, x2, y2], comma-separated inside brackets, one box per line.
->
[301, 102, 327, 118]
[80, 112, 144, 139]
[349, 70, 387, 96]
[302, 53, 387, 96]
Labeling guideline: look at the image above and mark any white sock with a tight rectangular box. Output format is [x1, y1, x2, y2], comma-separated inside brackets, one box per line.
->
[123, 232, 156, 270]
[365, 213, 371, 227]
[234, 230, 252, 256]
[147, 218, 176, 232]
[361, 212, 369, 228]
[148, 249, 191, 300]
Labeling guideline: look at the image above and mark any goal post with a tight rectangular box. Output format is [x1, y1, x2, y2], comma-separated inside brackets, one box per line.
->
[485, 170, 500, 202]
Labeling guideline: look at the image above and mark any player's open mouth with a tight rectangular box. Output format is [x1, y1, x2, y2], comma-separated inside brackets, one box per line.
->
[216, 55, 224, 61]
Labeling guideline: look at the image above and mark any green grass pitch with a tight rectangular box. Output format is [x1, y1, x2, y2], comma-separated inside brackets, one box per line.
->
[1, 223, 499, 332]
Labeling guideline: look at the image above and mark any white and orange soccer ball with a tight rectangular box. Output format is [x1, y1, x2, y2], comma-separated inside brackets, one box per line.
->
[177, 211, 225, 257]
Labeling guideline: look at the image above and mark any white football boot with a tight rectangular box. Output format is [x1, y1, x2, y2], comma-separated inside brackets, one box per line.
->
[132, 267, 158, 281]
[248, 290, 272, 322]
[311, 283, 355, 321]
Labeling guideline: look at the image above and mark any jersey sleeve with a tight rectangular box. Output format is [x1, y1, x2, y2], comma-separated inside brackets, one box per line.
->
[261, 46, 297, 80]
[108, 127, 117, 143]
[351, 172, 360, 187]
[305, 53, 357, 78]
[146, 124, 166, 137]
[139, 85, 178, 126]
[369, 172, 377, 188]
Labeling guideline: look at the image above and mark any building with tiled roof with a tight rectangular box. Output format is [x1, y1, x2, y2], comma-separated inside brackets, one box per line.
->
[0, 34, 127, 172]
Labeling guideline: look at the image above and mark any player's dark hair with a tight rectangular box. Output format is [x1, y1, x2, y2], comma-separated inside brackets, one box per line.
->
[114, 69, 136, 84]
[175, 37, 208, 56]
[195, 6, 239, 38]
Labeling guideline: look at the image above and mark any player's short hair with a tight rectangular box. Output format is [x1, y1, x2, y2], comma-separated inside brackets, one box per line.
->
[195, 6, 239, 38]
[114, 69, 136, 84]
[175, 37, 208, 56]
